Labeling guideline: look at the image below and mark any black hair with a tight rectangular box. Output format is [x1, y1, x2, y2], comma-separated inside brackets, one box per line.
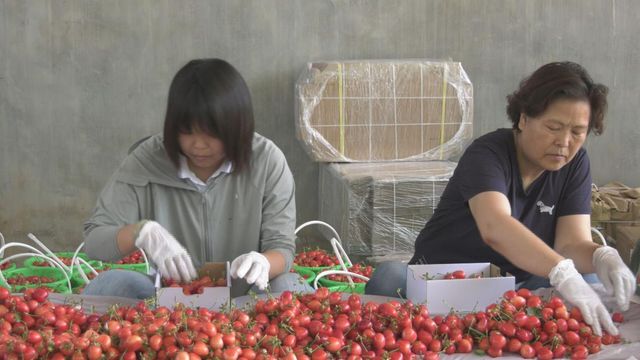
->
[506, 62, 608, 135]
[163, 59, 254, 173]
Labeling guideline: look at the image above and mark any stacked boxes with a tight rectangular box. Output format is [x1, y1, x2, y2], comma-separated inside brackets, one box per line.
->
[613, 226, 640, 268]
[296, 60, 473, 162]
[297, 59, 473, 260]
[591, 182, 640, 266]
[319, 161, 456, 258]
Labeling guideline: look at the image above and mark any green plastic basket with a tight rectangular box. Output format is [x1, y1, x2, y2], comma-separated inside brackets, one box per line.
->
[107, 262, 150, 274]
[23, 252, 102, 272]
[317, 277, 366, 293]
[293, 264, 340, 274]
[0, 262, 17, 272]
[327, 284, 365, 294]
[1, 267, 71, 294]
[292, 267, 316, 285]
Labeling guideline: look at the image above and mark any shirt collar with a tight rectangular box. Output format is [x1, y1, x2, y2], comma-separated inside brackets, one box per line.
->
[178, 155, 233, 187]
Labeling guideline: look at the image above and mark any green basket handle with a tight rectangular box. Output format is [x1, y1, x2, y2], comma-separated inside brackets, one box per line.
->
[295, 220, 342, 244]
[313, 269, 370, 290]
[591, 227, 608, 247]
[294, 221, 353, 274]
[27, 233, 71, 273]
[0, 231, 4, 258]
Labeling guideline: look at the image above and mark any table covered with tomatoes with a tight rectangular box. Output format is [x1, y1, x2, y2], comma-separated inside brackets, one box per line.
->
[37, 284, 640, 360]
[436, 285, 640, 359]
[4, 242, 638, 360]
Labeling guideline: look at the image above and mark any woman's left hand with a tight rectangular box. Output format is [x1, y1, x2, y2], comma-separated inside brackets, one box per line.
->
[593, 246, 636, 311]
[230, 251, 270, 290]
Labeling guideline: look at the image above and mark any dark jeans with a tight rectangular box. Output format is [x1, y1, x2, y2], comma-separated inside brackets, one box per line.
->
[83, 269, 313, 299]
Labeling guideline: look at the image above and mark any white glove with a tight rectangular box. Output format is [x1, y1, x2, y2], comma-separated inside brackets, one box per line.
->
[230, 251, 270, 290]
[593, 246, 636, 311]
[134, 221, 197, 283]
[549, 259, 617, 336]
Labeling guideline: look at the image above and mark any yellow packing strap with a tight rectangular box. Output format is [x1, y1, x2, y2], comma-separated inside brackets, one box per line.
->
[439, 64, 448, 160]
[338, 63, 345, 155]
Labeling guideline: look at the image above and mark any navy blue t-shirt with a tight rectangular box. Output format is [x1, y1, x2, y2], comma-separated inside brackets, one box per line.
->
[410, 128, 592, 282]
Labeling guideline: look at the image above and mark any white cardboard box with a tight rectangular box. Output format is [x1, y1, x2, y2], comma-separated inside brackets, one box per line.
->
[155, 262, 231, 310]
[406, 263, 515, 314]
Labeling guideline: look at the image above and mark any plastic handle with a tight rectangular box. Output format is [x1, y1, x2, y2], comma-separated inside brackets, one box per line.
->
[294, 221, 351, 276]
[294, 220, 342, 244]
[70, 242, 87, 279]
[71, 242, 87, 277]
[591, 227, 608, 247]
[0, 242, 49, 261]
[138, 248, 151, 274]
[27, 233, 71, 273]
[0, 231, 5, 257]
[72, 257, 101, 285]
[329, 237, 354, 286]
[313, 269, 370, 290]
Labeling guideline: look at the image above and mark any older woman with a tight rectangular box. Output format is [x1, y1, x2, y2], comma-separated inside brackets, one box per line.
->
[367, 62, 635, 337]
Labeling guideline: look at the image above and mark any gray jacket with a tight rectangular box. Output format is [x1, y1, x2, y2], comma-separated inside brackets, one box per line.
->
[84, 133, 296, 295]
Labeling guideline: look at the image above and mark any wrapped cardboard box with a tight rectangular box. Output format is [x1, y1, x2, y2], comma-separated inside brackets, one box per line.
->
[591, 182, 640, 223]
[406, 263, 515, 314]
[318, 161, 455, 258]
[155, 262, 231, 310]
[612, 225, 640, 267]
[296, 60, 473, 162]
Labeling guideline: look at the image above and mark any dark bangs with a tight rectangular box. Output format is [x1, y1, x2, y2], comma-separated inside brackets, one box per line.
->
[170, 83, 220, 137]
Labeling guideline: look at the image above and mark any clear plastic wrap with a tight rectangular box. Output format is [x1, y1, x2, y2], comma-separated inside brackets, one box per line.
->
[318, 161, 456, 259]
[296, 60, 473, 162]
[591, 182, 640, 268]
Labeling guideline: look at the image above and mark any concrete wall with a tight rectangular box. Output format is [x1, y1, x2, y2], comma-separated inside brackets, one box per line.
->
[1, 0, 639, 249]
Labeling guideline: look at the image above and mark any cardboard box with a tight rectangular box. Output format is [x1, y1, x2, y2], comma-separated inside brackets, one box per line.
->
[155, 262, 231, 310]
[296, 60, 473, 162]
[612, 225, 640, 267]
[406, 263, 515, 314]
[591, 182, 640, 223]
[370, 175, 448, 253]
[318, 161, 455, 257]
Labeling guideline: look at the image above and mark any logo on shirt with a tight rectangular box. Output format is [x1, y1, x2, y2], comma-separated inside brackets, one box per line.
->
[536, 201, 555, 215]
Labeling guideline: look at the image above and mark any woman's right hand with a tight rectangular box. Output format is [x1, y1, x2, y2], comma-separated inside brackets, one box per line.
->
[549, 259, 617, 336]
[134, 220, 198, 283]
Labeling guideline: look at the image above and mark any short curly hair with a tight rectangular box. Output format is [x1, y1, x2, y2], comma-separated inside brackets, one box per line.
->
[506, 62, 608, 135]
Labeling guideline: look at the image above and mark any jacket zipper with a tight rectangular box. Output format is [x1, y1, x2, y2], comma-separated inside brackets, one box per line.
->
[202, 195, 209, 260]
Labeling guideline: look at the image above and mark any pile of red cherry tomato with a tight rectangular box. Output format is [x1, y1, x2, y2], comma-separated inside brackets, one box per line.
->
[422, 269, 484, 280]
[32, 257, 81, 267]
[0, 284, 627, 359]
[442, 270, 483, 280]
[325, 263, 374, 283]
[114, 250, 145, 264]
[162, 275, 227, 295]
[5, 274, 57, 286]
[294, 249, 340, 268]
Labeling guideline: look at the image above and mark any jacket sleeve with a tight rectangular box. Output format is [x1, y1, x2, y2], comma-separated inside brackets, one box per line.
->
[83, 174, 141, 262]
[259, 146, 297, 272]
